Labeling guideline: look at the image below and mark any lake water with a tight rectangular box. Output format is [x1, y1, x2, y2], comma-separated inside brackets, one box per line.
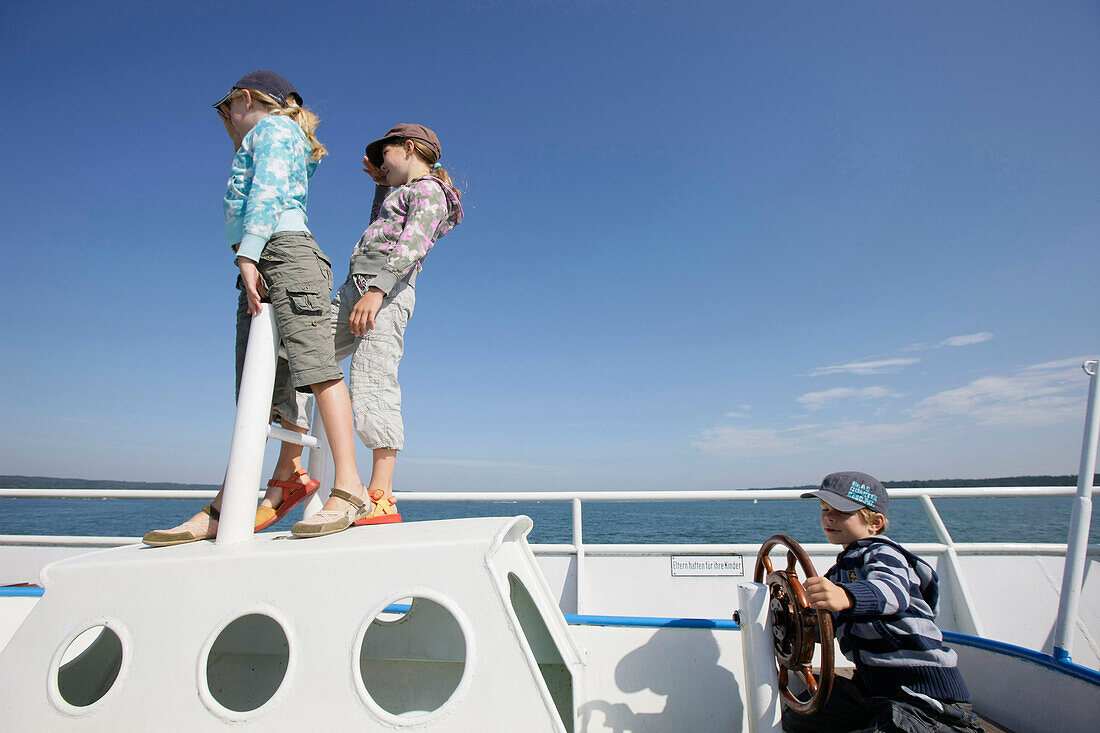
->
[2, 494, 1097, 546]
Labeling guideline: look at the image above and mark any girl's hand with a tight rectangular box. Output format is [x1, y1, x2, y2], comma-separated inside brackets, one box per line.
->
[362, 156, 389, 185]
[349, 288, 384, 336]
[237, 257, 266, 316]
[804, 576, 852, 612]
[220, 111, 244, 150]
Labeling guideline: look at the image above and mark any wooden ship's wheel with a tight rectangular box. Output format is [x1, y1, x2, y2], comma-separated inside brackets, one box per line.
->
[753, 534, 835, 715]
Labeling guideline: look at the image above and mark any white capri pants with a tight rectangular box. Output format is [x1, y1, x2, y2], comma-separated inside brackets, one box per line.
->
[283, 277, 414, 450]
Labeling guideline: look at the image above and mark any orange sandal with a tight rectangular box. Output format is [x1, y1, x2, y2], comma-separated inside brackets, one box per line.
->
[352, 488, 402, 526]
[254, 467, 321, 531]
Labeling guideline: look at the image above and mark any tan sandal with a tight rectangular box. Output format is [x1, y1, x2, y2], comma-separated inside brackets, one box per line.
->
[290, 486, 371, 538]
[352, 489, 402, 526]
[142, 504, 219, 547]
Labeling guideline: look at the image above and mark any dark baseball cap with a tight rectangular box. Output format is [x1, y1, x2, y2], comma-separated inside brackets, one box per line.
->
[365, 123, 442, 167]
[802, 471, 889, 516]
[213, 70, 301, 109]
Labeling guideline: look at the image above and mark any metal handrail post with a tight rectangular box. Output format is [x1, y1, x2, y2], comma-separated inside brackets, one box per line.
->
[918, 494, 983, 636]
[216, 306, 279, 545]
[1052, 359, 1100, 662]
[573, 497, 584, 614]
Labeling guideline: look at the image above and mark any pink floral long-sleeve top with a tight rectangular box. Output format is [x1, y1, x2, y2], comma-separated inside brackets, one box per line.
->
[349, 176, 463, 295]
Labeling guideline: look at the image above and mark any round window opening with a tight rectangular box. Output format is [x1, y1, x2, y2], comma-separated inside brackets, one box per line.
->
[57, 625, 123, 707]
[206, 613, 289, 713]
[359, 597, 467, 717]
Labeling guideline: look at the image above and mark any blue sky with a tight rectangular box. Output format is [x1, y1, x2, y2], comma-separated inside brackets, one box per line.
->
[1, 1, 1097, 490]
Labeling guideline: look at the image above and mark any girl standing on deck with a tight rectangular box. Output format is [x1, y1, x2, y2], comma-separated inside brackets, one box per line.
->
[290, 124, 463, 537]
[143, 71, 372, 545]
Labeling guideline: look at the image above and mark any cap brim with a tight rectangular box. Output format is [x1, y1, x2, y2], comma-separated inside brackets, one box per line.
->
[212, 90, 234, 109]
[364, 137, 397, 168]
[801, 490, 866, 512]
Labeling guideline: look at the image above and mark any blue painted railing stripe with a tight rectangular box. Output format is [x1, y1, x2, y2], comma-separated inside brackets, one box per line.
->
[0, 587, 43, 597]
[379, 603, 739, 629]
[564, 613, 740, 630]
[943, 631, 1100, 686]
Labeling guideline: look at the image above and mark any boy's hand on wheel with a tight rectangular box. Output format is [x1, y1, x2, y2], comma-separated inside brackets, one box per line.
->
[804, 576, 852, 612]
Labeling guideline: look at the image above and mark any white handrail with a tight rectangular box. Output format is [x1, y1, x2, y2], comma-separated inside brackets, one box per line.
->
[919, 495, 983, 636]
[1052, 359, 1100, 662]
[216, 305, 280, 545]
[572, 497, 585, 614]
[267, 424, 319, 450]
[0, 486, 1085, 500]
[1, 536, 1095, 556]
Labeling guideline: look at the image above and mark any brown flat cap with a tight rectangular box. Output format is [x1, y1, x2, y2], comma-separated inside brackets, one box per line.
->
[365, 123, 442, 167]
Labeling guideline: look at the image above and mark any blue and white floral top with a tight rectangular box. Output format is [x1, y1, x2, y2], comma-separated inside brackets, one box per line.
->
[223, 115, 317, 263]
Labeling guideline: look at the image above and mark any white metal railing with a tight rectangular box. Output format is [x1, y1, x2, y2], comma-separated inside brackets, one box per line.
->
[0, 485, 1086, 501]
[2, 486, 1095, 617]
[1053, 359, 1100, 662]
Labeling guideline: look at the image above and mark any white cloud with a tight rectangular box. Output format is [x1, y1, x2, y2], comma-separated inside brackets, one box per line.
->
[806, 419, 924, 447]
[904, 332, 994, 352]
[694, 425, 806, 458]
[403, 457, 537, 469]
[694, 418, 923, 458]
[698, 356, 1092, 464]
[809, 358, 920, 377]
[797, 386, 902, 410]
[913, 357, 1090, 427]
[941, 332, 993, 347]
[1026, 357, 1093, 371]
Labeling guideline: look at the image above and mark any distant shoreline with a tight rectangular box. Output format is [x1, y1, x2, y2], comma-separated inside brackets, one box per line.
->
[2, 473, 1095, 493]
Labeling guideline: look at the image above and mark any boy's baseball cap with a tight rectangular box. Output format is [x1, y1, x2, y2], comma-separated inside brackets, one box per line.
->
[213, 70, 301, 109]
[365, 124, 442, 167]
[802, 471, 889, 516]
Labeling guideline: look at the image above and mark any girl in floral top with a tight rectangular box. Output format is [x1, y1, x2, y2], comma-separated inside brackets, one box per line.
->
[144, 71, 370, 545]
[289, 124, 464, 537]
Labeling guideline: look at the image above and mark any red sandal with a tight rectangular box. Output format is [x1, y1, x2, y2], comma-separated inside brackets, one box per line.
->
[352, 488, 402, 526]
[254, 467, 321, 531]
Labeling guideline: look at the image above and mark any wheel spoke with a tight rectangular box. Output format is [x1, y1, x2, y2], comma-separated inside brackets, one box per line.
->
[762, 554, 774, 575]
[786, 550, 797, 574]
[799, 665, 818, 694]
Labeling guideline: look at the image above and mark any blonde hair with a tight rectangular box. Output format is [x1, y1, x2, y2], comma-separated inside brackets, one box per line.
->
[408, 140, 463, 200]
[239, 88, 328, 161]
[820, 499, 889, 534]
[858, 507, 889, 534]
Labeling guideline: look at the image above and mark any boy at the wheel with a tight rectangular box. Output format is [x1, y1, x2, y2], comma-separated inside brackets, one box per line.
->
[783, 471, 983, 733]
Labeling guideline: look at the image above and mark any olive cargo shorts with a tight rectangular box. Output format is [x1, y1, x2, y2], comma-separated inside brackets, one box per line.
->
[235, 232, 343, 426]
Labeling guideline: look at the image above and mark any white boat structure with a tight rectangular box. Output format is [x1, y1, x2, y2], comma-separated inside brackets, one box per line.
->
[1, 309, 1097, 731]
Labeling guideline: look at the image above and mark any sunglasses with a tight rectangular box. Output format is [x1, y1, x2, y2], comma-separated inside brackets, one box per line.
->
[214, 90, 242, 119]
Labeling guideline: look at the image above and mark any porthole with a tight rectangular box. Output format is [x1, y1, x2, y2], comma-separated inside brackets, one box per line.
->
[203, 613, 290, 714]
[355, 594, 471, 720]
[55, 624, 124, 708]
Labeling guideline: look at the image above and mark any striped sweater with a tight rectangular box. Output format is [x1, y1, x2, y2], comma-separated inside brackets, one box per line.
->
[827, 536, 970, 702]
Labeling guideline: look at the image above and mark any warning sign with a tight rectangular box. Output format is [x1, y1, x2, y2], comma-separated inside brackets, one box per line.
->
[670, 555, 744, 577]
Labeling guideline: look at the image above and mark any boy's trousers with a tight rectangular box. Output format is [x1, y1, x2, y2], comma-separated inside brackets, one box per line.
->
[781, 676, 984, 733]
